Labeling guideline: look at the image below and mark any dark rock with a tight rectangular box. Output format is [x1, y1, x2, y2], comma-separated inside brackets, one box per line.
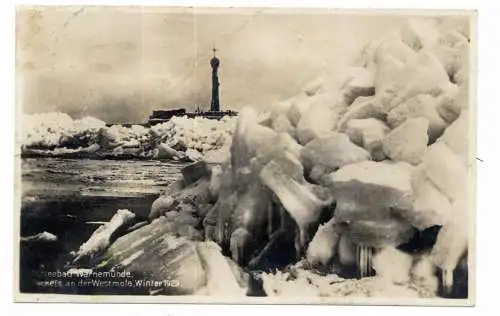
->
[398, 225, 441, 253]
[247, 272, 267, 296]
[181, 161, 211, 185]
[247, 228, 297, 272]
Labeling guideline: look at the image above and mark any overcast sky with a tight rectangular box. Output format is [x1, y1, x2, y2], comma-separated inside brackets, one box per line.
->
[17, 7, 409, 123]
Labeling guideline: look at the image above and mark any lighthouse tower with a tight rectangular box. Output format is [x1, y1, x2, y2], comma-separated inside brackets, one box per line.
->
[210, 47, 220, 112]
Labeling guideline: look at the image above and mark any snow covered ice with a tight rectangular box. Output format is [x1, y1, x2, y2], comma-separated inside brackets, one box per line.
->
[22, 113, 237, 162]
[21, 15, 473, 301]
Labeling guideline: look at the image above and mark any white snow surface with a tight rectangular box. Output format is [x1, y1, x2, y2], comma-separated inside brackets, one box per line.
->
[22, 112, 237, 160]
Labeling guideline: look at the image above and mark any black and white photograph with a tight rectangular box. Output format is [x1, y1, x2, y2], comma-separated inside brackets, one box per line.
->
[14, 6, 475, 305]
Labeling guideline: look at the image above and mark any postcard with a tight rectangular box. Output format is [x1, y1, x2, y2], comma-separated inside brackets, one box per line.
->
[14, 6, 476, 306]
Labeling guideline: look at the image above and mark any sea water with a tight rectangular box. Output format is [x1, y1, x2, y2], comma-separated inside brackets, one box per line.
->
[19, 158, 185, 294]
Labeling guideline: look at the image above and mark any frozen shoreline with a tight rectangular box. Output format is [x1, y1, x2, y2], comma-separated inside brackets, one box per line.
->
[21, 114, 237, 162]
[21, 17, 471, 299]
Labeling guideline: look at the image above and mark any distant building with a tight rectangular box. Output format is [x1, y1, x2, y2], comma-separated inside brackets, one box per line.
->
[147, 46, 237, 126]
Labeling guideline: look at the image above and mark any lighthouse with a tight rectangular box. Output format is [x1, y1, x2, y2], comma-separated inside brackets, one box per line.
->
[210, 46, 220, 112]
[146, 46, 237, 126]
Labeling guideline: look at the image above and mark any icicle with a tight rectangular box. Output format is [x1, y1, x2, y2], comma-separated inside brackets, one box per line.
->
[357, 245, 374, 278]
